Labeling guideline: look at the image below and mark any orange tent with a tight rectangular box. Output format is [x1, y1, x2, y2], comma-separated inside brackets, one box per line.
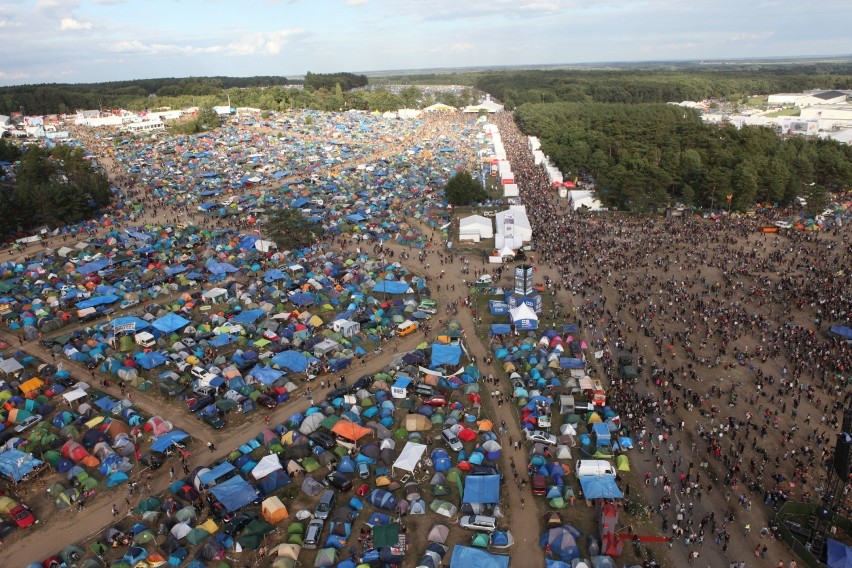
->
[331, 420, 372, 442]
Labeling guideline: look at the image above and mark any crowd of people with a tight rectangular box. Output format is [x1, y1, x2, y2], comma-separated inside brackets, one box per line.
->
[491, 111, 850, 567]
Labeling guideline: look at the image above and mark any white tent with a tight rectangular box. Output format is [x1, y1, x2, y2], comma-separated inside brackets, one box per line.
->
[331, 319, 360, 338]
[502, 183, 519, 197]
[509, 304, 538, 324]
[252, 454, 283, 480]
[392, 441, 427, 474]
[254, 239, 276, 252]
[0, 358, 24, 375]
[202, 288, 228, 302]
[459, 215, 493, 241]
[62, 388, 89, 403]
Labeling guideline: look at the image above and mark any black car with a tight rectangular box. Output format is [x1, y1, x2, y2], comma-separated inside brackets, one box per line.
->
[200, 413, 225, 429]
[0, 521, 16, 539]
[256, 394, 278, 409]
[40, 338, 58, 349]
[308, 430, 336, 450]
[325, 386, 349, 402]
[352, 375, 373, 391]
[139, 453, 164, 470]
[186, 395, 215, 413]
[223, 511, 258, 536]
[323, 471, 353, 492]
[211, 501, 236, 523]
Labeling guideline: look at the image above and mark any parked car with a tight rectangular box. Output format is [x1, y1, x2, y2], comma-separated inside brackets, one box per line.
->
[416, 305, 438, 314]
[357, 462, 370, 479]
[119, 299, 139, 310]
[223, 511, 258, 536]
[532, 474, 547, 496]
[186, 395, 215, 413]
[325, 386, 349, 402]
[352, 375, 373, 391]
[256, 394, 278, 409]
[9, 504, 36, 528]
[139, 453, 164, 470]
[315, 490, 336, 520]
[304, 518, 325, 549]
[200, 412, 225, 429]
[459, 515, 497, 533]
[441, 428, 463, 452]
[323, 471, 353, 492]
[308, 431, 336, 450]
[423, 395, 447, 407]
[14, 414, 43, 433]
[525, 430, 557, 445]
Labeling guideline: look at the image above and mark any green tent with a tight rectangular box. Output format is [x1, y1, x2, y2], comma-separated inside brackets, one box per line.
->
[186, 527, 210, 545]
[616, 454, 630, 472]
[135, 496, 162, 514]
[302, 457, 320, 472]
[472, 533, 490, 548]
[372, 523, 400, 548]
[287, 522, 304, 535]
[549, 497, 565, 508]
[134, 529, 156, 544]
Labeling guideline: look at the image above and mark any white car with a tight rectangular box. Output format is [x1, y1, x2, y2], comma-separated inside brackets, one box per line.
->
[459, 515, 497, 533]
[119, 299, 139, 310]
[417, 305, 438, 315]
[14, 414, 43, 433]
[525, 430, 557, 445]
[441, 428, 463, 452]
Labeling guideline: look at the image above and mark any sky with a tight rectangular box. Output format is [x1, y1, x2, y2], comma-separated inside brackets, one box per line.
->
[0, 0, 850, 86]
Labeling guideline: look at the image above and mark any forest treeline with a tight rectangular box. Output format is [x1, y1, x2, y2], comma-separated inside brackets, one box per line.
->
[373, 63, 852, 108]
[0, 140, 112, 235]
[303, 72, 368, 92]
[0, 76, 291, 116]
[514, 102, 852, 212]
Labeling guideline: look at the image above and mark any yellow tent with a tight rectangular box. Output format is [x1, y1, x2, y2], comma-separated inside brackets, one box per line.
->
[198, 518, 219, 534]
[262, 496, 289, 524]
[375, 476, 392, 487]
[19, 378, 44, 395]
[616, 455, 630, 472]
[477, 420, 493, 432]
[587, 412, 602, 424]
[270, 543, 301, 559]
[308, 315, 324, 327]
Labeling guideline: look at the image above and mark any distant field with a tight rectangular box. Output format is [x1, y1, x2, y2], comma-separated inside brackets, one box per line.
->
[747, 95, 768, 105]
[766, 108, 801, 117]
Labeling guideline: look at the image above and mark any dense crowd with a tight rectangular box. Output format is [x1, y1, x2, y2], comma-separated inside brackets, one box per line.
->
[492, 111, 850, 567]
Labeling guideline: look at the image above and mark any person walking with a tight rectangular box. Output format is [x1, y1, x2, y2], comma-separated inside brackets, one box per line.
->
[112, 504, 119, 517]
[207, 442, 216, 452]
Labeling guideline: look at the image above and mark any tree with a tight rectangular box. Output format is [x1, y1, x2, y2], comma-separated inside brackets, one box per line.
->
[262, 208, 324, 251]
[444, 170, 487, 206]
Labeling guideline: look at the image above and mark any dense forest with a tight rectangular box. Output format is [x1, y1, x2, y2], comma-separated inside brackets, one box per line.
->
[0, 140, 112, 235]
[0, 76, 291, 116]
[303, 72, 368, 92]
[373, 62, 852, 108]
[515, 102, 852, 212]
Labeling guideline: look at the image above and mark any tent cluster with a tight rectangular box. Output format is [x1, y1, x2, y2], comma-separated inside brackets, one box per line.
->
[0, 353, 179, 491]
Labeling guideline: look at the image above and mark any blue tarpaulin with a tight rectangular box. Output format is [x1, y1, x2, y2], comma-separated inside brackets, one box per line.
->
[76, 295, 120, 309]
[449, 546, 510, 568]
[199, 462, 236, 485]
[828, 539, 852, 568]
[135, 351, 167, 370]
[462, 474, 501, 504]
[270, 351, 317, 373]
[151, 430, 189, 453]
[0, 449, 44, 483]
[210, 475, 257, 513]
[431, 343, 462, 367]
[578, 476, 623, 499]
[232, 309, 267, 324]
[372, 281, 411, 294]
[559, 358, 585, 370]
[248, 365, 285, 386]
[76, 258, 111, 275]
[152, 313, 191, 334]
[490, 324, 511, 336]
[209, 334, 235, 348]
[830, 326, 852, 341]
[108, 316, 150, 331]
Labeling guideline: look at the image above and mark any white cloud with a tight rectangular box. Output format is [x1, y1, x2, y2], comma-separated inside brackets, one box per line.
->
[346, 0, 368, 4]
[106, 29, 304, 57]
[59, 17, 93, 30]
[728, 32, 774, 42]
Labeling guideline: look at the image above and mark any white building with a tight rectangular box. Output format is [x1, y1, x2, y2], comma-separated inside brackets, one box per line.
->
[463, 95, 504, 114]
[124, 119, 164, 133]
[800, 105, 852, 129]
[794, 91, 847, 108]
[495, 206, 532, 248]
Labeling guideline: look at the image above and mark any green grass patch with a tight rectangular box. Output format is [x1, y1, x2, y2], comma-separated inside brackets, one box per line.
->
[765, 108, 801, 117]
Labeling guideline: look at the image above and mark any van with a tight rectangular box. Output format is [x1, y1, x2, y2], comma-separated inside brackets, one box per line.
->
[575, 459, 616, 479]
[441, 428, 463, 452]
[304, 518, 325, 549]
[315, 490, 336, 520]
[397, 321, 418, 337]
[413, 383, 434, 397]
[135, 332, 156, 348]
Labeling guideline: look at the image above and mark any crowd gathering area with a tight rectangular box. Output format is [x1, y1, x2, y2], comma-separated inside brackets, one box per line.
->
[0, 105, 849, 568]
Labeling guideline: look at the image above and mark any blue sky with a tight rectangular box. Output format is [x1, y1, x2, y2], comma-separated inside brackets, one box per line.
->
[0, 0, 849, 86]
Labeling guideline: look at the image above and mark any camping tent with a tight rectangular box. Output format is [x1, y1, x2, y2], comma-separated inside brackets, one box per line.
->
[448, 545, 510, 568]
[261, 496, 289, 523]
[392, 442, 426, 474]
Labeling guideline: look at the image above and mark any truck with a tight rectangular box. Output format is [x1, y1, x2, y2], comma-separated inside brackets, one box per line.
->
[135, 332, 156, 348]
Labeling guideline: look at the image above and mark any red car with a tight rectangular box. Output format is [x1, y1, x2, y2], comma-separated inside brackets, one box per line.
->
[424, 395, 447, 407]
[532, 475, 547, 496]
[10, 504, 36, 528]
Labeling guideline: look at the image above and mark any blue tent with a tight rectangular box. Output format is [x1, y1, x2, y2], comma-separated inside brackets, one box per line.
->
[232, 309, 267, 324]
[205, 260, 239, 274]
[108, 316, 150, 331]
[257, 469, 291, 496]
[210, 475, 258, 513]
[152, 313, 191, 334]
[449, 546, 510, 568]
[431, 343, 462, 367]
[367, 489, 398, 511]
[270, 351, 316, 373]
[209, 334, 235, 348]
[828, 538, 852, 568]
[372, 281, 410, 294]
[135, 351, 167, 370]
[559, 358, 585, 370]
[290, 293, 315, 306]
[151, 430, 190, 453]
[578, 476, 623, 499]
[462, 474, 501, 504]
[248, 365, 285, 386]
[490, 324, 511, 336]
[489, 301, 509, 315]
[76, 295, 120, 309]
